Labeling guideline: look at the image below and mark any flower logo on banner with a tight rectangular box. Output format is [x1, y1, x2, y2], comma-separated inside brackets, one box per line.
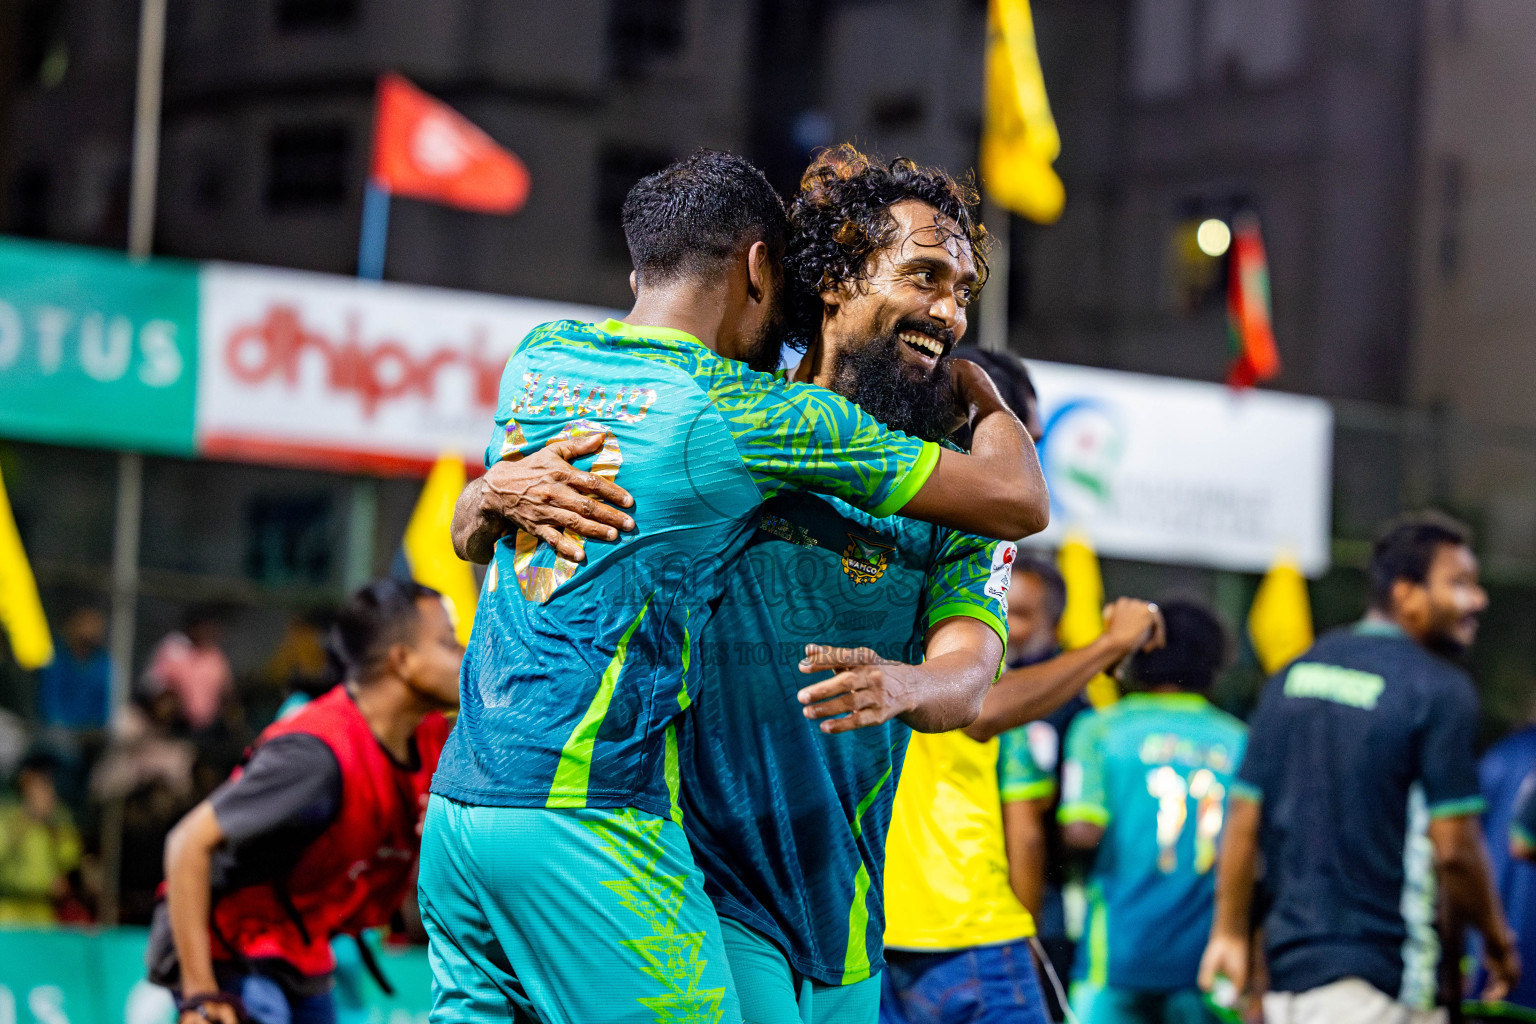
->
[1037, 397, 1125, 521]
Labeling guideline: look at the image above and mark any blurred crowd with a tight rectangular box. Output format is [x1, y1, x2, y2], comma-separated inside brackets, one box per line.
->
[0, 601, 336, 927]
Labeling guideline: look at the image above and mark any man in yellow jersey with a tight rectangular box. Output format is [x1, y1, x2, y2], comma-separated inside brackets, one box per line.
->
[881, 352, 1164, 1024]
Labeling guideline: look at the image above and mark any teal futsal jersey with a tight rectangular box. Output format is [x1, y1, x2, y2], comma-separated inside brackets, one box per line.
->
[1059, 694, 1248, 992]
[431, 319, 939, 821]
[680, 487, 1014, 986]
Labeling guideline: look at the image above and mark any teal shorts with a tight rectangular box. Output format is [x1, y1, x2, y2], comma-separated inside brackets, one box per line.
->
[1069, 982, 1217, 1024]
[418, 796, 741, 1024]
[721, 916, 881, 1024]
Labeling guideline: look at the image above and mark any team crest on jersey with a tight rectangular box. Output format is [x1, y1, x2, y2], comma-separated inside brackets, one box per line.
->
[841, 533, 894, 585]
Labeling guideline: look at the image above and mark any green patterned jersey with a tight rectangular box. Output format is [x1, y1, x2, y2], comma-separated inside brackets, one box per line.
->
[681, 487, 1013, 986]
[434, 319, 938, 820]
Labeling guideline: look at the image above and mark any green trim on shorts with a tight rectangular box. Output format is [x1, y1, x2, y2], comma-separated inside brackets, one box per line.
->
[1058, 802, 1110, 827]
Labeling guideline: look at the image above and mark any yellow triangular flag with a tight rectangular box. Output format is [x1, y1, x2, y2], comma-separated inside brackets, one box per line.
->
[982, 0, 1065, 224]
[0, 464, 53, 670]
[402, 454, 479, 646]
[1249, 555, 1313, 675]
[1057, 531, 1116, 706]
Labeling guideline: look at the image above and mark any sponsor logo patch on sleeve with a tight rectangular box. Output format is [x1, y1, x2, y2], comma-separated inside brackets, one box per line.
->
[984, 542, 1017, 600]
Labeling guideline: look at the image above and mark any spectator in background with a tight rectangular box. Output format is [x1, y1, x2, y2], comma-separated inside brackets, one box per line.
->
[0, 753, 83, 924]
[1474, 701, 1536, 1014]
[143, 607, 234, 732]
[1058, 600, 1245, 1024]
[38, 605, 112, 732]
[1201, 512, 1518, 1024]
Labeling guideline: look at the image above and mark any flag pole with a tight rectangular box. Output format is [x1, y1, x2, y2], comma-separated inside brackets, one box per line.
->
[100, 0, 166, 927]
[358, 179, 391, 280]
[979, 194, 1010, 353]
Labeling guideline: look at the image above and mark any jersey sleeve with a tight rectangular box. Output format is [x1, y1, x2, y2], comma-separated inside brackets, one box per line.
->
[706, 370, 939, 518]
[1058, 711, 1109, 827]
[210, 734, 342, 846]
[1511, 772, 1536, 847]
[921, 531, 1014, 651]
[999, 725, 1056, 804]
[1232, 675, 1282, 804]
[1419, 674, 1486, 819]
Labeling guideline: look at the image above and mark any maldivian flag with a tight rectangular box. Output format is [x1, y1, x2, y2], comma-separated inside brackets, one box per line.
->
[1226, 213, 1281, 388]
[399, 454, 479, 646]
[981, 0, 1065, 224]
[1248, 555, 1313, 675]
[372, 73, 531, 214]
[1057, 531, 1116, 707]
[0, 464, 52, 669]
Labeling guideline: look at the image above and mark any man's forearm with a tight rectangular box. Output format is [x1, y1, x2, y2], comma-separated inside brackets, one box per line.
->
[1211, 798, 1260, 939]
[964, 634, 1127, 742]
[164, 822, 219, 995]
[1438, 828, 1512, 949]
[452, 477, 506, 565]
[898, 649, 994, 733]
[967, 399, 1049, 537]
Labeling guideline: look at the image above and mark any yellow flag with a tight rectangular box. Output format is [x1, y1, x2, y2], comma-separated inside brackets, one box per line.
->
[1057, 531, 1115, 706]
[982, 0, 1065, 224]
[1249, 555, 1313, 676]
[402, 454, 479, 646]
[0, 464, 53, 670]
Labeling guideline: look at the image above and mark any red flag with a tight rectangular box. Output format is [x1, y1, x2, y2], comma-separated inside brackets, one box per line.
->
[1226, 213, 1280, 388]
[370, 73, 530, 214]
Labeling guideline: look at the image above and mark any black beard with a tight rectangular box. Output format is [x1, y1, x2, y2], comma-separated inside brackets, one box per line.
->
[827, 325, 959, 441]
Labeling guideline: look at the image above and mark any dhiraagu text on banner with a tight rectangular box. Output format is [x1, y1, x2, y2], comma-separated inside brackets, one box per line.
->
[0, 237, 199, 456]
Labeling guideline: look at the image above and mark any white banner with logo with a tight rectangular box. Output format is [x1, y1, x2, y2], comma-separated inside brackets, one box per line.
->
[1025, 360, 1333, 575]
[196, 263, 613, 472]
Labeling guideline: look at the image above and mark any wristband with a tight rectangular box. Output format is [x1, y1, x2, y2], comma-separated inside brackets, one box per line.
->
[177, 993, 245, 1021]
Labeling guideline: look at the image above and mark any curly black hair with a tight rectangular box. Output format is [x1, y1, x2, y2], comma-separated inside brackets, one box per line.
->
[781, 144, 991, 352]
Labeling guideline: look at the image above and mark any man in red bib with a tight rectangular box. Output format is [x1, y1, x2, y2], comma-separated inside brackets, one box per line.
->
[152, 580, 462, 1024]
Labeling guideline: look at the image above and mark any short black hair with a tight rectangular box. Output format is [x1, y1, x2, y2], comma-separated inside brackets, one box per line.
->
[1368, 511, 1474, 611]
[952, 347, 1037, 419]
[622, 149, 788, 286]
[329, 578, 440, 683]
[1129, 599, 1228, 694]
[783, 144, 990, 352]
[1012, 555, 1066, 626]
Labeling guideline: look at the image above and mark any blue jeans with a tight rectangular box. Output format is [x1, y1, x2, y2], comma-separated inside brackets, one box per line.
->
[237, 975, 337, 1024]
[880, 941, 1051, 1024]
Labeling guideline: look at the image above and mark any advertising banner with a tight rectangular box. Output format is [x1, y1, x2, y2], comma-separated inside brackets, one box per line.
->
[0, 927, 431, 1024]
[1026, 360, 1334, 575]
[196, 263, 613, 474]
[0, 238, 199, 455]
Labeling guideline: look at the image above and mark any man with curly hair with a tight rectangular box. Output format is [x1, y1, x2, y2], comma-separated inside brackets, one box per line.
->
[671, 144, 1049, 1024]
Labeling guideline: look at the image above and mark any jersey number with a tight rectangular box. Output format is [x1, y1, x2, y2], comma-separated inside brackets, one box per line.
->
[511, 419, 623, 604]
[1146, 766, 1226, 874]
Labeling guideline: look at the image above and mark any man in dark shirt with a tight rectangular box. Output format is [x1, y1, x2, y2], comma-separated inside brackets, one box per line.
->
[1199, 512, 1518, 1024]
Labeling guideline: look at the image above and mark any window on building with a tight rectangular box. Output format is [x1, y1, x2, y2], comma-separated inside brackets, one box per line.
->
[266, 125, 350, 212]
[8, 164, 51, 237]
[245, 494, 335, 587]
[594, 146, 676, 262]
[1130, 0, 1303, 101]
[274, 0, 358, 33]
[608, 0, 686, 77]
